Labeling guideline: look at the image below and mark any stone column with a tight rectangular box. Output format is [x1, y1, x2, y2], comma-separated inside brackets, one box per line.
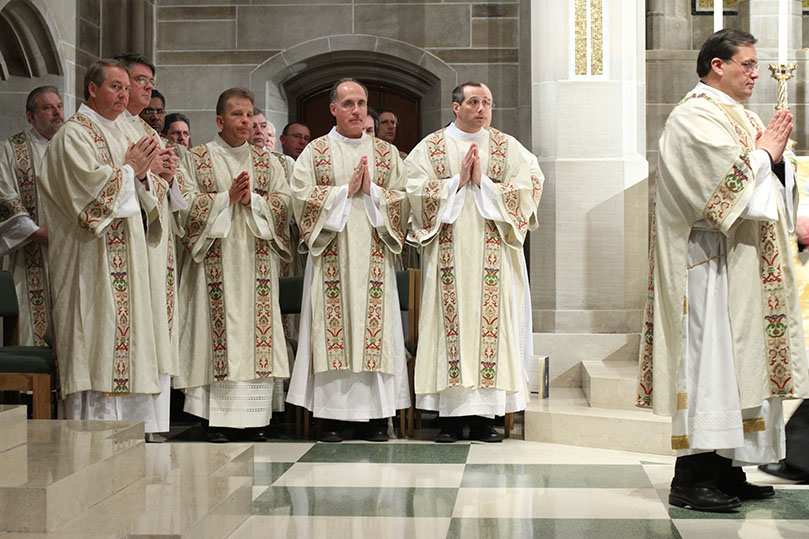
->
[530, 0, 648, 387]
[738, 0, 802, 51]
[646, 0, 691, 50]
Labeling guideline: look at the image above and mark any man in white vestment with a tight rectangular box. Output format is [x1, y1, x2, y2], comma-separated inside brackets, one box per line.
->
[280, 122, 311, 160]
[286, 78, 410, 442]
[114, 53, 187, 441]
[175, 88, 292, 443]
[40, 59, 165, 431]
[406, 82, 543, 443]
[0, 86, 64, 347]
[163, 113, 191, 149]
[636, 29, 809, 512]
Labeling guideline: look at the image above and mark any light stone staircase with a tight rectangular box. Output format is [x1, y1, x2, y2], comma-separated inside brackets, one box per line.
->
[0, 404, 253, 537]
[524, 334, 674, 456]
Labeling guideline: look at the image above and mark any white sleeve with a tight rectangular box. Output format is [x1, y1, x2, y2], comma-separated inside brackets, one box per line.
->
[114, 164, 142, 218]
[167, 178, 189, 211]
[0, 215, 38, 256]
[740, 149, 778, 222]
[322, 184, 351, 232]
[472, 173, 508, 221]
[207, 204, 233, 238]
[441, 174, 465, 224]
[364, 182, 385, 227]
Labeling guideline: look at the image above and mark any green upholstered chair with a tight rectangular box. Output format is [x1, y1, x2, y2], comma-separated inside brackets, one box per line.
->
[0, 271, 55, 419]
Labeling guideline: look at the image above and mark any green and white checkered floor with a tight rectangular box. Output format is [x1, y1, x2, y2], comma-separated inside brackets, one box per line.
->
[221, 439, 809, 539]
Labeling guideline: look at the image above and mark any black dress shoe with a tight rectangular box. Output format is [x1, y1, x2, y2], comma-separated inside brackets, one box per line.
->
[435, 429, 459, 443]
[720, 481, 775, 500]
[319, 430, 343, 443]
[435, 416, 463, 443]
[249, 427, 270, 442]
[205, 427, 230, 443]
[668, 486, 741, 512]
[759, 460, 809, 482]
[469, 418, 504, 443]
[362, 427, 389, 442]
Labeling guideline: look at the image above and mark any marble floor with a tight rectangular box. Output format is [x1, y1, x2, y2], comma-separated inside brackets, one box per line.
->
[224, 438, 809, 539]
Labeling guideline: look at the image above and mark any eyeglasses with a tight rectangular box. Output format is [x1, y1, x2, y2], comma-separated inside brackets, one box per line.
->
[726, 58, 759, 74]
[142, 108, 165, 115]
[132, 75, 157, 87]
[463, 98, 495, 110]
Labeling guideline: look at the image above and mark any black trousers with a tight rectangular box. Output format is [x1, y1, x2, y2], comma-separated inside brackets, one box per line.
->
[786, 400, 809, 474]
[672, 452, 746, 489]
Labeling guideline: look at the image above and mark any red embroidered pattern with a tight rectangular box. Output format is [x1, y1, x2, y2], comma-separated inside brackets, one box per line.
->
[479, 220, 502, 387]
[380, 189, 405, 245]
[531, 175, 543, 207]
[498, 183, 528, 235]
[487, 128, 507, 182]
[636, 208, 656, 407]
[759, 221, 795, 396]
[438, 223, 461, 386]
[0, 198, 25, 221]
[362, 233, 385, 371]
[10, 132, 48, 346]
[419, 129, 450, 239]
[166, 234, 176, 339]
[71, 115, 132, 392]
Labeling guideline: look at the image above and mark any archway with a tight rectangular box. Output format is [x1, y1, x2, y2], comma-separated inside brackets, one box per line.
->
[0, 0, 61, 81]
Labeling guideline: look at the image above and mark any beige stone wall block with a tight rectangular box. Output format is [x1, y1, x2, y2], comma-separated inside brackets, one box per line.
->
[77, 17, 100, 56]
[157, 50, 278, 65]
[429, 48, 518, 64]
[157, 20, 236, 50]
[158, 6, 236, 20]
[451, 64, 518, 109]
[490, 107, 518, 139]
[355, 4, 470, 48]
[472, 3, 519, 18]
[472, 18, 518, 48]
[157, 64, 251, 111]
[156, 0, 249, 5]
[551, 82, 625, 159]
[180, 109, 218, 150]
[237, 6, 352, 50]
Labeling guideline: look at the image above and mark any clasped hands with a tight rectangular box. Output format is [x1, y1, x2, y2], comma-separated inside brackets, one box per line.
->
[756, 109, 793, 164]
[459, 144, 482, 191]
[228, 171, 252, 206]
[124, 136, 178, 188]
[348, 156, 372, 197]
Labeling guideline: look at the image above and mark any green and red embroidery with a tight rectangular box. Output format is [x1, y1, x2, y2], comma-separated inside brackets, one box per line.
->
[478, 220, 502, 387]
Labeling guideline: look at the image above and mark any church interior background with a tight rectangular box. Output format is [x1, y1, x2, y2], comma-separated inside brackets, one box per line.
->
[1, 0, 809, 537]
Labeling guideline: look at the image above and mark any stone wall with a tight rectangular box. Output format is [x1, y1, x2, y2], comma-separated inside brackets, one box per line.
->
[153, 0, 528, 146]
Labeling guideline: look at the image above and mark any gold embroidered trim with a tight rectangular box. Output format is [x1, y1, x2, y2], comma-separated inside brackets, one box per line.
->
[671, 435, 690, 450]
[676, 393, 688, 410]
[687, 254, 726, 270]
[743, 417, 766, 433]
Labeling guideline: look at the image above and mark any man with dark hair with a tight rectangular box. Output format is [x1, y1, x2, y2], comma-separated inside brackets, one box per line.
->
[114, 52, 187, 442]
[39, 58, 162, 428]
[140, 89, 166, 133]
[175, 87, 292, 443]
[364, 108, 379, 137]
[406, 81, 543, 444]
[377, 108, 397, 145]
[163, 112, 191, 148]
[287, 78, 410, 442]
[0, 86, 63, 347]
[637, 29, 808, 512]
[280, 121, 311, 159]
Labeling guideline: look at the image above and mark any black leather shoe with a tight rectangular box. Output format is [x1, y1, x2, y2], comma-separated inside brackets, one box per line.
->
[435, 416, 463, 443]
[319, 430, 343, 443]
[669, 486, 741, 512]
[759, 460, 809, 482]
[435, 429, 459, 443]
[469, 418, 504, 443]
[362, 427, 389, 442]
[205, 427, 229, 443]
[720, 481, 775, 500]
[249, 427, 270, 442]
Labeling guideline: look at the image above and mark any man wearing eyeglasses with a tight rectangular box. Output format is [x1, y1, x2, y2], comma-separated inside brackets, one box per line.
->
[113, 53, 188, 442]
[140, 89, 166, 133]
[637, 29, 808, 513]
[406, 82, 543, 443]
[280, 122, 311, 160]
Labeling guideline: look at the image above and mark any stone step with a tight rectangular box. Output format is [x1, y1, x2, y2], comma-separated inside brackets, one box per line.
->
[0, 420, 146, 533]
[0, 404, 26, 453]
[581, 359, 640, 410]
[524, 388, 674, 456]
[49, 442, 254, 538]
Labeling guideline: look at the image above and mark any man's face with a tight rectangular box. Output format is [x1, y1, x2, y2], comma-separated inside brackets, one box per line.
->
[716, 44, 759, 103]
[140, 96, 165, 132]
[27, 91, 64, 140]
[216, 96, 253, 147]
[266, 122, 276, 151]
[330, 81, 367, 139]
[453, 84, 493, 133]
[280, 123, 311, 159]
[165, 120, 190, 148]
[251, 113, 269, 148]
[88, 66, 129, 120]
[127, 62, 154, 114]
[363, 116, 375, 137]
[378, 111, 397, 143]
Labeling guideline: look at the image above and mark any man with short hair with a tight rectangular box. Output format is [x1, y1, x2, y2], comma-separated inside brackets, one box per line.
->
[637, 29, 809, 512]
[362, 115, 375, 137]
[39, 59, 162, 426]
[163, 112, 191, 148]
[377, 108, 397, 145]
[114, 52, 187, 440]
[406, 82, 543, 443]
[140, 89, 166, 133]
[0, 86, 64, 347]
[280, 122, 310, 160]
[175, 88, 293, 442]
[287, 78, 410, 442]
[266, 121, 277, 151]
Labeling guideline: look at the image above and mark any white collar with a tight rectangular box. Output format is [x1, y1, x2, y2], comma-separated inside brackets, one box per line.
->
[213, 133, 251, 155]
[446, 122, 486, 141]
[78, 103, 118, 129]
[328, 126, 366, 144]
[26, 126, 50, 145]
[693, 81, 740, 105]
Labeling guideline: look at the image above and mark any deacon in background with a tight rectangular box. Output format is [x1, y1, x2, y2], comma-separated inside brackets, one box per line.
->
[287, 78, 410, 442]
[40, 59, 163, 429]
[175, 88, 293, 443]
[0, 86, 63, 347]
[637, 29, 809, 512]
[406, 82, 542, 443]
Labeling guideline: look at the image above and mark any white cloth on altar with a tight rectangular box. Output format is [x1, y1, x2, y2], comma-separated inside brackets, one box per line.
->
[62, 374, 171, 433]
[671, 82, 789, 465]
